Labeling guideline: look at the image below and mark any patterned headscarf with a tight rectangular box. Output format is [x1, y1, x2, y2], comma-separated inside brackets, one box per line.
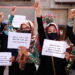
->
[45, 22, 60, 38]
[20, 20, 35, 39]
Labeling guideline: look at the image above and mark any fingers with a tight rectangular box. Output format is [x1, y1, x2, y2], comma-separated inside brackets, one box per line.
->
[9, 56, 15, 62]
[34, 2, 39, 8]
[18, 46, 28, 56]
[0, 12, 4, 23]
[11, 6, 16, 15]
[11, 6, 16, 11]
[68, 9, 75, 18]
[0, 12, 4, 17]
[70, 9, 75, 13]
[18, 46, 26, 50]
[64, 52, 70, 60]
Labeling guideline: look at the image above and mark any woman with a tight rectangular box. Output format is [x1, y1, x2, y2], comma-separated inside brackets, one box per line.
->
[67, 9, 75, 70]
[0, 6, 19, 75]
[67, 9, 75, 45]
[34, 2, 70, 75]
[16, 20, 40, 75]
[1, 7, 20, 75]
[0, 12, 7, 75]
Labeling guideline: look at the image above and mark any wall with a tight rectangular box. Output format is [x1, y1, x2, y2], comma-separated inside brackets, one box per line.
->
[0, 0, 75, 25]
[39, 0, 75, 25]
[0, 7, 35, 22]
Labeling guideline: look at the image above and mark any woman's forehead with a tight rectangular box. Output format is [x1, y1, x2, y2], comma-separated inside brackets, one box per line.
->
[48, 26, 56, 29]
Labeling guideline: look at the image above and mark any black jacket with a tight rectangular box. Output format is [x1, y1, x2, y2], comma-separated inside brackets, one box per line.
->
[0, 22, 6, 51]
[1, 32, 18, 57]
[67, 26, 75, 70]
[36, 17, 67, 75]
[67, 26, 75, 45]
[0, 22, 18, 56]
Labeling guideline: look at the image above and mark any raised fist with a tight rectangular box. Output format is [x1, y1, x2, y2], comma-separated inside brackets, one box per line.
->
[69, 9, 75, 19]
[11, 6, 16, 15]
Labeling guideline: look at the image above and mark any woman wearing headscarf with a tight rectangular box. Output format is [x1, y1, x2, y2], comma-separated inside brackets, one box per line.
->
[0, 12, 7, 75]
[34, 2, 70, 75]
[0, 6, 18, 75]
[67, 9, 75, 70]
[3, 7, 40, 75]
[16, 20, 40, 75]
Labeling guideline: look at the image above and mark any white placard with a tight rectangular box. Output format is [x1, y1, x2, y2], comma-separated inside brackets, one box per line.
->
[42, 39, 67, 58]
[12, 15, 26, 28]
[0, 52, 12, 66]
[7, 32, 31, 49]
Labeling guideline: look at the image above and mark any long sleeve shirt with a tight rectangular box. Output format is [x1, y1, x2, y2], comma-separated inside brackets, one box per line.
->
[36, 16, 67, 75]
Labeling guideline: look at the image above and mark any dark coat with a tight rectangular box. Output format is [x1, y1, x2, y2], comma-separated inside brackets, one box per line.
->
[36, 17, 67, 75]
[67, 26, 75, 45]
[1, 32, 18, 56]
[0, 22, 6, 51]
[67, 26, 75, 70]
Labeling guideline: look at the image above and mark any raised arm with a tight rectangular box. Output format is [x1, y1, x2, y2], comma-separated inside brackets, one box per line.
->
[0, 12, 4, 33]
[0, 12, 4, 23]
[34, 2, 46, 47]
[8, 6, 16, 24]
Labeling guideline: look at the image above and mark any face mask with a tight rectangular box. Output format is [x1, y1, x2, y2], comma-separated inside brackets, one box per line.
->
[47, 33, 58, 40]
[20, 30, 31, 33]
[4, 30, 8, 35]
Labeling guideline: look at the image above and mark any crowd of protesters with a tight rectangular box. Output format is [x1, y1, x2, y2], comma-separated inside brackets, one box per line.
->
[0, 1, 75, 75]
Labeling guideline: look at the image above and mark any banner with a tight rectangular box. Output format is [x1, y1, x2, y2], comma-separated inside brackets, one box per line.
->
[42, 39, 67, 58]
[7, 32, 31, 49]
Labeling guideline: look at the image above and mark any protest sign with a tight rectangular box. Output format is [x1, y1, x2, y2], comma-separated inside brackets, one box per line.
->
[12, 15, 26, 28]
[7, 32, 31, 49]
[42, 39, 67, 58]
[0, 52, 12, 66]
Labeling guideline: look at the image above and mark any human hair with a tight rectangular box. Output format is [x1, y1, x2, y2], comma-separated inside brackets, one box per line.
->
[20, 20, 35, 39]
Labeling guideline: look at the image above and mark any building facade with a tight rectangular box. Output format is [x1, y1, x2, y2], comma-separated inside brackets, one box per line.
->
[0, 0, 75, 39]
[0, 0, 75, 25]
[39, 0, 75, 25]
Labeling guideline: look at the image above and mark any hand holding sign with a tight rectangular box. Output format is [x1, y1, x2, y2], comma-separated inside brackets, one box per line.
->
[42, 39, 68, 58]
[0, 52, 12, 66]
[64, 52, 70, 60]
[9, 56, 16, 62]
[7, 32, 31, 49]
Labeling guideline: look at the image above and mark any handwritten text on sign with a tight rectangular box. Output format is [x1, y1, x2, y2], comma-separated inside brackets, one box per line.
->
[0, 52, 12, 66]
[7, 32, 31, 49]
[42, 39, 67, 58]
